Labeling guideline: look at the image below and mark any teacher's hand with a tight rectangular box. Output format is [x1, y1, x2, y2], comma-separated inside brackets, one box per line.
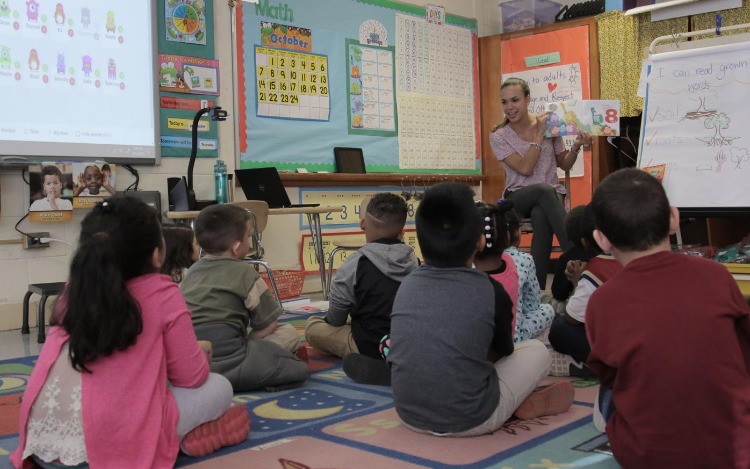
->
[575, 130, 593, 148]
[534, 111, 552, 141]
[571, 130, 593, 154]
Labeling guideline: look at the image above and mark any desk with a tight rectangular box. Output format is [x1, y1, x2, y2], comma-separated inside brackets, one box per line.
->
[166, 205, 343, 296]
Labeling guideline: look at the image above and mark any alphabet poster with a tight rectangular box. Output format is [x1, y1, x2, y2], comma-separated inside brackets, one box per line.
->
[639, 40, 750, 209]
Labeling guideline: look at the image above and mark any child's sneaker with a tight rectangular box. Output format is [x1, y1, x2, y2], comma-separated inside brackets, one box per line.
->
[181, 404, 250, 457]
[514, 381, 575, 420]
[343, 353, 391, 386]
[548, 350, 595, 378]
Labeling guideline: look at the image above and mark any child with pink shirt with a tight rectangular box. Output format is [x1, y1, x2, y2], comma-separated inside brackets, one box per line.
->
[474, 200, 520, 339]
[12, 197, 249, 469]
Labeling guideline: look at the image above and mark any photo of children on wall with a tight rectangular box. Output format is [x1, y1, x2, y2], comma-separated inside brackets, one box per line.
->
[72, 163, 117, 197]
[29, 163, 74, 212]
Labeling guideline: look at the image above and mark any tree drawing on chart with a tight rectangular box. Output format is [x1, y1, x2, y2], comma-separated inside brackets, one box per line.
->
[682, 96, 716, 121]
[731, 147, 749, 170]
[681, 96, 740, 147]
[698, 112, 739, 147]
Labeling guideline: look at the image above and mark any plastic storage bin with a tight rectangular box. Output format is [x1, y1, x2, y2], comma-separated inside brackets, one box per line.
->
[500, 0, 562, 32]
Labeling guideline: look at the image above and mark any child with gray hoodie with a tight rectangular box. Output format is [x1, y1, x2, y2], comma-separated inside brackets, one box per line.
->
[305, 193, 418, 365]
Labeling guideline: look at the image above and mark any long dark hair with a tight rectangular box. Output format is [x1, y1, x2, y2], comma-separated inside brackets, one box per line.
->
[59, 196, 162, 372]
[161, 223, 196, 282]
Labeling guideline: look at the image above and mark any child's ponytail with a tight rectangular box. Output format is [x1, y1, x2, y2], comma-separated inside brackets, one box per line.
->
[475, 200, 514, 260]
[60, 198, 161, 372]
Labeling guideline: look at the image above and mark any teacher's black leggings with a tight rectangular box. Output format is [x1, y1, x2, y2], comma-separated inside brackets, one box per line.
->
[506, 183, 570, 289]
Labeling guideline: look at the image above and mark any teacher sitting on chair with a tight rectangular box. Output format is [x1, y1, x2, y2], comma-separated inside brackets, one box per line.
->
[490, 77, 592, 289]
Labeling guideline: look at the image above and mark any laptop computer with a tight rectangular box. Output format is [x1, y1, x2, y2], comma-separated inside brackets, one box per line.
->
[333, 147, 366, 173]
[234, 167, 319, 209]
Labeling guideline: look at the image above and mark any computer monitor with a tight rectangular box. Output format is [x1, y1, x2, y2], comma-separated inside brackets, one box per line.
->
[333, 147, 366, 174]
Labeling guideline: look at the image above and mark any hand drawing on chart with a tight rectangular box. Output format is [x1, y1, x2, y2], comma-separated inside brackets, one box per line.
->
[714, 150, 726, 173]
[731, 147, 749, 170]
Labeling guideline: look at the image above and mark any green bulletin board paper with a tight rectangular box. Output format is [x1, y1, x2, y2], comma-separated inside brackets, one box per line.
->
[158, 0, 218, 158]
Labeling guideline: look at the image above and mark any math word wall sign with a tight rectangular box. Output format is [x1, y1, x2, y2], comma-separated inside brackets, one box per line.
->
[300, 229, 422, 272]
[299, 187, 420, 229]
[255, 46, 330, 121]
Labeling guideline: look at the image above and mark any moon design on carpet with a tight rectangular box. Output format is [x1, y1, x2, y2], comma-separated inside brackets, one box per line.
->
[0, 375, 27, 393]
[254, 399, 343, 420]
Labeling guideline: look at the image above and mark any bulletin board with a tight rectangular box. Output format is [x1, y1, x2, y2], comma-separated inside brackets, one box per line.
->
[479, 18, 602, 207]
[157, 0, 219, 158]
[235, 0, 480, 174]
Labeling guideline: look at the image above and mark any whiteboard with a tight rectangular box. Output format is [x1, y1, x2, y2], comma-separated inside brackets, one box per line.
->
[638, 40, 750, 211]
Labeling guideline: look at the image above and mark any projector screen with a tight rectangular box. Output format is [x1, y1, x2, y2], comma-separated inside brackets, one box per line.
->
[0, 0, 159, 165]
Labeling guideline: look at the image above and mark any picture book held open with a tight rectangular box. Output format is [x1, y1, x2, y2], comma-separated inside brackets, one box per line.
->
[544, 100, 620, 137]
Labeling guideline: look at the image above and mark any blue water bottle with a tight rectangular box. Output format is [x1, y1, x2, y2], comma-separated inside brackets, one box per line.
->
[214, 159, 228, 204]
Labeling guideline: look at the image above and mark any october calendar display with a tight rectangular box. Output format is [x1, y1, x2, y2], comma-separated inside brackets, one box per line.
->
[255, 46, 330, 121]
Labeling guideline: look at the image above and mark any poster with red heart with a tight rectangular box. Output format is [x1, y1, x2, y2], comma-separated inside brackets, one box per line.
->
[501, 63, 582, 115]
[502, 63, 584, 177]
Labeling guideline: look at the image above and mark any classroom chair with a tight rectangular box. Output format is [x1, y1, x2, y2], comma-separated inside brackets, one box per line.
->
[228, 200, 283, 308]
[325, 238, 366, 299]
[21, 282, 66, 343]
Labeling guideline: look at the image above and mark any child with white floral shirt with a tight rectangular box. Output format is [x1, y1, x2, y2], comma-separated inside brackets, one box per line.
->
[505, 210, 554, 343]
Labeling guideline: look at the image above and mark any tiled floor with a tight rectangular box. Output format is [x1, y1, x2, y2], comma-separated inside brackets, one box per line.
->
[0, 328, 44, 361]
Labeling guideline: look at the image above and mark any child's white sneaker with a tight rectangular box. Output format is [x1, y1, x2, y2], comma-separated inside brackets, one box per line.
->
[548, 350, 595, 378]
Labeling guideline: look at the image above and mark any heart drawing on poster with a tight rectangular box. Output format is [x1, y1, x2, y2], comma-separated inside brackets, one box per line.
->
[548, 82, 558, 92]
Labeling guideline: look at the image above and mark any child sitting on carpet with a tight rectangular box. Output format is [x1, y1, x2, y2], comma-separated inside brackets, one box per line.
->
[388, 182, 573, 437]
[586, 168, 750, 468]
[306, 193, 418, 384]
[161, 223, 201, 283]
[548, 205, 599, 314]
[504, 210, 555, 343]
[548, 204, 619, 377]
[12, 197, 249, 469]
[181, 204, 308, 392]
[473, 200, 520, 342]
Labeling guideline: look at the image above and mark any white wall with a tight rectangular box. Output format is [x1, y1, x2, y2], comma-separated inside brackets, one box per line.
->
[0, 0, 491, 331]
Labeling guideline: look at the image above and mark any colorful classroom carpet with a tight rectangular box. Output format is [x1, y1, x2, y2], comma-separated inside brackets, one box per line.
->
[0, 318, 621, 468]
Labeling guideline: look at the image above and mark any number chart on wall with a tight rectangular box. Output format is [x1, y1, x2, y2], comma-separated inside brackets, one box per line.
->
[235, 0, 480, 174]
[297, 187, 419, 229]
